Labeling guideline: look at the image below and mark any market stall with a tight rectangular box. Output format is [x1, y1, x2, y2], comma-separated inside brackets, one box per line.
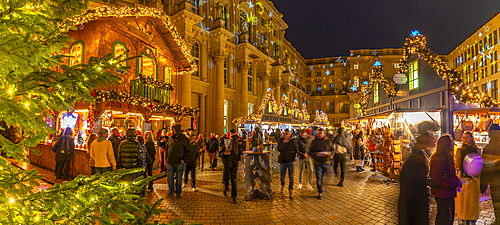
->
[453, 108, 500, 148]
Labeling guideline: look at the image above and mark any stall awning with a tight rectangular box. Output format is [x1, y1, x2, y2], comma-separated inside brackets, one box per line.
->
[454, 107, 500, 115]
[344, 110, 395, 123]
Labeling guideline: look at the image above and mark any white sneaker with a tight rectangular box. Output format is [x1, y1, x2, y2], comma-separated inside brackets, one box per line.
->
[306, 184, 313, 191]
[297, 184, 302, 190]
[192, 187, 197, 192]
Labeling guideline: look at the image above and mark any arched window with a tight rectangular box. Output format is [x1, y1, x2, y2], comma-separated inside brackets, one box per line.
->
[240, 10, 247, 33]
[164, 65, 172, 83]
[138, 53, 156, 79]
[112, 41, 128, 67]
[191, 42, 200, 77]
[69, 40, 84, 66]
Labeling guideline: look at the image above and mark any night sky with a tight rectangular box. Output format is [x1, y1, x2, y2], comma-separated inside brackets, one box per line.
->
[270, 0, 500, 59]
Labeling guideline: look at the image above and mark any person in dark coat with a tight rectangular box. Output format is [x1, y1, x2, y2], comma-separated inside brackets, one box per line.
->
[332, 127, 352, 187]
[481, 124, 500, 224]
[197, 134, 206, 171]
[118, 129, 142, 169]
[53, 127, 75, 179]
[278, 129, 298, 199]
[184, 135, 199, 191]
[309, 128, 335, 199]
[157, 129, 169, 173]
[430, 134, 461, 225]
[207, 133, 219, 170]
[398, 122, 435, 225]
[108, 127, 122, 168]
[166, 124, 189, 198]
[220, 129, 240, 204]
[144, 131, 156, 191]
[353, 131, 366, 172]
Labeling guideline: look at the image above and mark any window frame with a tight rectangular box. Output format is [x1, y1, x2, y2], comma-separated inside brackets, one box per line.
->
[112, 41, 129, 67]
[374, 83, 379, 104]
[136, 52, 157, 79]
[409, 59, 419, 91]
[164, 65, 172, 83]
[191, 42, 200, 77]
[69, 40, 85, 66]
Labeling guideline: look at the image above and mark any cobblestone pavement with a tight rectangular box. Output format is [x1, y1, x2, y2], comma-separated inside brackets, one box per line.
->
[9, 157, 496, 224]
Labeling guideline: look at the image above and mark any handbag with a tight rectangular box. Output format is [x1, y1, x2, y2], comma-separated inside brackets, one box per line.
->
[454, 129, 464, 142]
[461, 120, 473, 131]
[355, 159, 364, 167]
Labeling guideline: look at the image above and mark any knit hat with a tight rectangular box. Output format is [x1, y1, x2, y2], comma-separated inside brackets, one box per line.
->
[488, 123, 500, 132]
[230, 129, 236, 134]
[306, 129, 311, 134]
[98, 128, 109, 136]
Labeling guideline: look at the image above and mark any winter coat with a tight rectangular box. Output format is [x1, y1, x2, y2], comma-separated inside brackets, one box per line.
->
[145, 141, 156, 164]
[185, 143, 200, 166]
[157, 135, 168, 149]
[53, 135, 75, 162]
[207, 137, 219, 153]
[108, 135, 121, 165]
[90, 138, 116, 168]
[430, 152, 460, 198]
[139, 143, 147, 168]
[309, 137, 335, 165]
[219, 134, 240, 168]
[455, 144, 481, 220]
[297, 136, 312, 159]
[481, 130, 500, 220]
[277, 137, 298, 163]
[198, 138, 206, 152]
[118, 129, 143, 169]
[398, 141, 429, 225]
[166, 124, 189, 165]
[354, 134, 365, 160]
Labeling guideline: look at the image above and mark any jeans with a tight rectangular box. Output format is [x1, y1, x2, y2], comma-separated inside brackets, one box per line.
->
[298, 158, 313, 185]
[435, 197, 455, 225]
[197, 152, 205, 169]
[55, 155, 71, 179]
[167, 162, 184, 195]
[93, 167, 112, 175]
[144, 163, 154, 189]
[184, 164, 196, 188]
[223, 166, 237, 198]
[370, 152, 376, 169]
[334, 153, 347, 183]
[280, 162, 294, 190]
[315, 164, 330, 193]
[159, 148, 166, 172]
[457, 219, 477, 225]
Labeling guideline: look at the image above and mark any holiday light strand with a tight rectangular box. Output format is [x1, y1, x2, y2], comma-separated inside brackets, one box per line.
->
[94, 90, 199, 116]
[359, 65, 397, 115]
[60, 6, 198, 75]
[134, 74, 174, 91]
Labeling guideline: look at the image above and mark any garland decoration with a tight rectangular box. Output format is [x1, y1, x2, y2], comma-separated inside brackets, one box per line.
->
[95, 90, 199, 116]
[134, 74, 174, 91]
[61, 6, 198, 75]
[397, 31, 496, 107]
[233, 88, 309, 124]
[359, 64, 397, 115]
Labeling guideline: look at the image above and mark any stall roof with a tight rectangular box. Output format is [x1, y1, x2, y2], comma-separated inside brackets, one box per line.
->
[454, 107, 500, 115]
[344, 108, 442, 123]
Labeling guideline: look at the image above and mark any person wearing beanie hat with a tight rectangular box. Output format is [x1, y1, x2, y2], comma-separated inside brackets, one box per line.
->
[183, 135, 199, 192]
[220, 128, 240, 203]
[90, 128, 116, 174]
[481, 123, 500, 223]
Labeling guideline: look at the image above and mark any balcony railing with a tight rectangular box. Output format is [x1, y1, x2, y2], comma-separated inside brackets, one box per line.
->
[130, 79, 171, 104]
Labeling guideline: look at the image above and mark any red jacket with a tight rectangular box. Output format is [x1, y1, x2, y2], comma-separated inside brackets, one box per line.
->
[368, 139, 376, 151]
[429, 152, 460, 198]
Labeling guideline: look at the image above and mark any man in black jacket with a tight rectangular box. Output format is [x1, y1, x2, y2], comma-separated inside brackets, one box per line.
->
[309, 128, 335, 199]
[166, 124, 189, 198]
[278, 129, 298, 199]
[297, 129, 313, 191]
[118, 129, 143, 181]
[220, 129, 240, 204]
[332, 127, 352, 187]
[183, 135, 199, 191]
[207, 133, 219, 170]
[108, 127, 121, 168]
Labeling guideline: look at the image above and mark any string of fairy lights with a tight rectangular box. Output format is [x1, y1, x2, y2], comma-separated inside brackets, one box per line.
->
[233, 88, 310, 124]
[134, 74, 174, 91]
[94, 90, 199, 116]
[60, 6, 198, 75]
[359, 31, 497, 116]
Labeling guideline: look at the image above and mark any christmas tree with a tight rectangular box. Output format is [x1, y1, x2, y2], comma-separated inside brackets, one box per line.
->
[0, 0, 177, 224]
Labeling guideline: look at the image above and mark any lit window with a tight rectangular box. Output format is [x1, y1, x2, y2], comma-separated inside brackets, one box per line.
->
[191, 42, 200, 76]
[268, 102, 272, 113]
[142, 54, 155, 78]
[240, 10, 247, 33]
[393, 63, 400, 69]
[164, 65, 172, 83]
[248, 103, 254, 116]
[374, 83, 379, 103]
[353, 78, 359, 88]
[113, 41, 127, 67]
[409, 59, 419, 90]
[69, 41, 84, 66]
[354, 64, 359, 70]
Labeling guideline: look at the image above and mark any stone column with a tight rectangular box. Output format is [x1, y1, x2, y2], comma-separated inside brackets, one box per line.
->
[237, 62, 250, 117]
[210, 50, 228, 135]
[179, 70, 192, 107]
[199, 93, 206, 136]
[275, 84, 281, 104]
[261, 73, 270, 95]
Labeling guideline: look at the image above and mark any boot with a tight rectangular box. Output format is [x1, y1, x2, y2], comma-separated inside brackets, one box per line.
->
[281, 185, 284, 195]
[337, 181, 344, 187]
[289, 189, 294, 199]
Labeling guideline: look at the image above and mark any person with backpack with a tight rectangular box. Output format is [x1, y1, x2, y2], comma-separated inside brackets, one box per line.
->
[183, 135, 199, 192]
[278, 128, 298, 199]
[220, 129, 240, 204]
[53, 127, 75, 179]
[207, 133, 219, 170]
